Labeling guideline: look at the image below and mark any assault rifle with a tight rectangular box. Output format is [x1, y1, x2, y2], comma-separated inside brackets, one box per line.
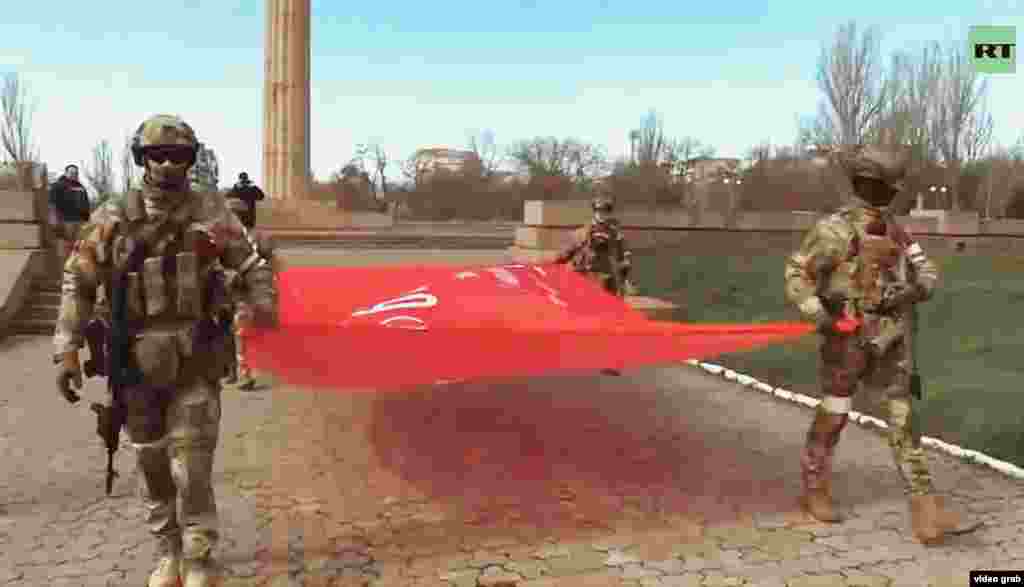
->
[818, 286, 923, 400]
[85, 237, 144, 495]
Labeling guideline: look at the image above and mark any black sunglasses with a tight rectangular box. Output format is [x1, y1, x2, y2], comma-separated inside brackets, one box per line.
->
[145, 149, 193, 165]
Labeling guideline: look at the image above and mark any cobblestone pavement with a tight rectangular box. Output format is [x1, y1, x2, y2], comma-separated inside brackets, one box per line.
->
[2, 333, 1022, 587]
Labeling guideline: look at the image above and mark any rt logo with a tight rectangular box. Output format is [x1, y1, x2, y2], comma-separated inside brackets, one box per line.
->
[970, 25, 1016, 73]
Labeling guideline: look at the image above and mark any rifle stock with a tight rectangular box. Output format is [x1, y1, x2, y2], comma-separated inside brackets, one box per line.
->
[82, 319, 107, 378]
[89, 236, 141, 496]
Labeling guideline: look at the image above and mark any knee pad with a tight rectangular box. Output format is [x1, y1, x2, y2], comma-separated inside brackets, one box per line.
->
[887, 398, 911, 429]
[133, 435, 172, 462]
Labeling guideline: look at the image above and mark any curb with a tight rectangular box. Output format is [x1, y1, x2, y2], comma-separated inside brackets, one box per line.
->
[684, 359, 1024, 481]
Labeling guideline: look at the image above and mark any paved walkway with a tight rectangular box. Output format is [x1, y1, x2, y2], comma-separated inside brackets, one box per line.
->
[2, 333, 1022, 587]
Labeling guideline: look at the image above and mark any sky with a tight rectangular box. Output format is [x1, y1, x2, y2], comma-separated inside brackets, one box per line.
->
[1, 0, 1022, 195]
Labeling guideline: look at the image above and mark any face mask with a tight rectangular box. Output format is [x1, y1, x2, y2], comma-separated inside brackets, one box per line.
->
[854, 178, 898, 207]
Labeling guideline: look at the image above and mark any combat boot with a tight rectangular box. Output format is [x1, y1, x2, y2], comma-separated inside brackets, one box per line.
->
[181, 558, 222, 587]
[147, 536, 182, 587]
[800, 446, 842, 523]
[237, 368, 256, 390]
[221, 363, 237, 385]
[910, 494, 983, 545]
[799, 407, 848, 523]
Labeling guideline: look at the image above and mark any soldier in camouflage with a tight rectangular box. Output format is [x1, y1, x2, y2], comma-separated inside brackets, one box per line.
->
[222, 226, 279, 390]
[784, 143, 978, 545]
[53, 114, 278, 586]
[554, 196, 635, 296]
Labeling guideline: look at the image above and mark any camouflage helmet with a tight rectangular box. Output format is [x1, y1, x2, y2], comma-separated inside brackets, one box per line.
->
[131, 114, 199, 166]
[836, 144, 910, 192]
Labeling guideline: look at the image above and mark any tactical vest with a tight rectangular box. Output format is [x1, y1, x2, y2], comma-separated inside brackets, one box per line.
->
[106, 192, 228, 330]
[820, 209, 908, 313]
[571, 220, 622, 275]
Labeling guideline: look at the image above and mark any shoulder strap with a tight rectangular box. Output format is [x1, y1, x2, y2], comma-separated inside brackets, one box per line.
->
[113, 193, 195, 270]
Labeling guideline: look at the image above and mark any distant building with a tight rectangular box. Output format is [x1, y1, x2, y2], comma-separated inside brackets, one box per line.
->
[684, 157, 743, 183]
[412, 147, 480, 180]
[677, 157, 751, 213]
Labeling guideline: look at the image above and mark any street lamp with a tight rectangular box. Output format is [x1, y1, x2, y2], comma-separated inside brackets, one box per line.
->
[722, 174, 743, 223]
[928, 184, 950, 208]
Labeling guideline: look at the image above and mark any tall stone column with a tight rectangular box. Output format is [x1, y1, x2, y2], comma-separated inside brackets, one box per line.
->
[263, 0, 310, 202]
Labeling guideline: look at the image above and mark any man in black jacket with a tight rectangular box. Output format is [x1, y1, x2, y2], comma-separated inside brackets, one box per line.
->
[48, 164, 91, 257]
[225, 172, 265, 229]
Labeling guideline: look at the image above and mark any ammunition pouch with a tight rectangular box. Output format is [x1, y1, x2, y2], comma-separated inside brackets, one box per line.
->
[856, 233, 902, 309]
[117, 227, 217, 325]
[131, 332, 183, 388]
[82, 319, 109, 378]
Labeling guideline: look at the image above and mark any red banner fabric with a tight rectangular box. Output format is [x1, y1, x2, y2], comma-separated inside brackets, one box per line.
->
[243, 263, 813, 391]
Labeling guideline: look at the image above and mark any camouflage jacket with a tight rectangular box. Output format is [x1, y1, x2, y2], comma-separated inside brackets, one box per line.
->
[784, 198, 938, 325]
[54, 185, 277, 355]
[556, 219, 632, 276]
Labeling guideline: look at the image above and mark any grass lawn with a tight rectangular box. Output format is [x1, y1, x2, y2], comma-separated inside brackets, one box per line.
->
[632, 247, 1024, 467]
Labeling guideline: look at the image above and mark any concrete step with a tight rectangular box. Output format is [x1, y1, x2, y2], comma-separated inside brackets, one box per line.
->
[10, 318, 54, 335]
[20, 305, 59, 322]
[35, 291, 61, 305]
[35, 281, 61, 293]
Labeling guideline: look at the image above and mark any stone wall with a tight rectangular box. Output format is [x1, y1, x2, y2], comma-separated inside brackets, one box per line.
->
[256, 198, 395, 228]
[513, 200, 1024, 257]
[0, 168, 54, 336]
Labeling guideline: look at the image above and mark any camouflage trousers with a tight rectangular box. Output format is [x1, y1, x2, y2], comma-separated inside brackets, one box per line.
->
[803, 315, 934, 497]
[55, 221, 83, 260]
[122, 339, 224, 563]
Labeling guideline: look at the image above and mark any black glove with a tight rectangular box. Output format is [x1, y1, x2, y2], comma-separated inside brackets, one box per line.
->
[55, 351, 83, 404]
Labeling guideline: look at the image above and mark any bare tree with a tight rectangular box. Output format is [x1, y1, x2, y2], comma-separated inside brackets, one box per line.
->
[747, 142, 773, 168]
[0, 73, 39, 162]
[400, 152, 431, 189]
[635, 109, 670, 166]
[85, 140, 114, 207]
[814, 21, 892, 146]
[119, 132, 138, 194]
[874, 44, 942, 161]
[368, 143, 388, 193]
[929, 40, 989, 210]
[467, 129, 500, 177]
[664, 137, 714, 177]
[962, 105, 993, 166]
[508, 137, 606, 181]
[666, 137, 714, 214]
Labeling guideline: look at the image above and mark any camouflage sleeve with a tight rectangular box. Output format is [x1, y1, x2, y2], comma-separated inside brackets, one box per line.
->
[554, 226, 587, 264]
[616, 227, 631, 266]
[895, 226, 939, 300]
[197, 192, 277, 322]
[783, 215, 852, 323]
[53, 202, 119, 355]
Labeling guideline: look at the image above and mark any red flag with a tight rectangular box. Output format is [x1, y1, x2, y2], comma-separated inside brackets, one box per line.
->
[244, 263, 813, 390]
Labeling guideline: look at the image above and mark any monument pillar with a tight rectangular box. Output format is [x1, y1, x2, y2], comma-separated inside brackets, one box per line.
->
[263, 0, 310, 202]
